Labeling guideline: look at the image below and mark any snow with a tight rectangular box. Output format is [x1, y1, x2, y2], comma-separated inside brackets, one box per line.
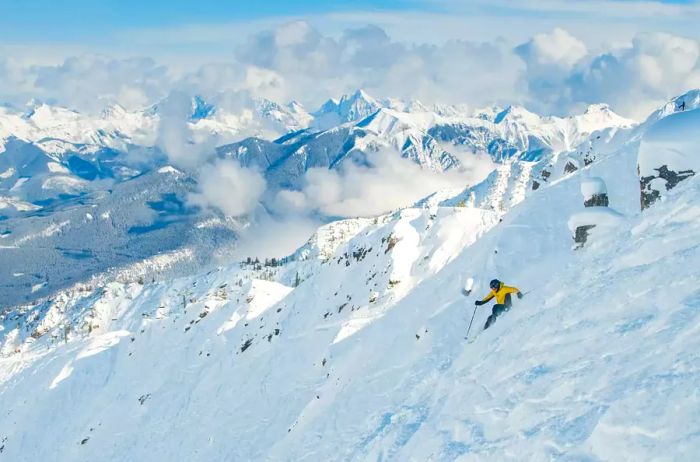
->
[0, 88, 639, 306]
[14, 220, 71, 246]
[0, 95, 310, 157]
[463, 277, 474, 293]
[567, 206, 624, 233]
[49, 362, 74, 389]
[2, 157, 700, 459]
[1, 90, 700, 460]
[157, 165, 182, 175]
[40, 175, 89, 193]
[574, 103, 636, 133]
[581, 176, 608, 199]
[0, 167, 15, 179]
[0, 196, 40, 212]
[46, 162, 70, 173]
[243, 279, 293, 320]
[638, 108, 700, 177]
[9, 177, 28, 191]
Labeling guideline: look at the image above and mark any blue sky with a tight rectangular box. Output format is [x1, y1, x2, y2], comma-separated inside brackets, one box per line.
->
[1, 0, 699, 120]
[0, 0, 431, 41]
[1, 0, 698, 45]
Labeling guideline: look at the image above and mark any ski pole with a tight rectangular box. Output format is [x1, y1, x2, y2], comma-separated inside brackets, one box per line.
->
[466, 305, 478, 338]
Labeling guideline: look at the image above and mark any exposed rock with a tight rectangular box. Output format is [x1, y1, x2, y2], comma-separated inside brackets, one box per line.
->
[584, 194, 609, 207]
[569, 177, 622, 249]
[637, 108, 699, 210]
[640, 165, 695, 210]
[574, 225, 596, 249]
[564, 161, 579, 174]
[240, 338, 253, 352]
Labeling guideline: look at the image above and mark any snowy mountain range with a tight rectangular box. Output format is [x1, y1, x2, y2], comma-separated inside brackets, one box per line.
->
[0, 89, 642, 307]
[1, 85, 699, 460]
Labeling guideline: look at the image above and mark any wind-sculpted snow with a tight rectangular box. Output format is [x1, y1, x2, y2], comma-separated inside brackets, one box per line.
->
[2, 104, 700, 459]
[638, 107, 700, 209]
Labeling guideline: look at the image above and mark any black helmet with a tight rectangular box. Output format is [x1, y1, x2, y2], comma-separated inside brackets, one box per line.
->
[489, 279, 501, 290]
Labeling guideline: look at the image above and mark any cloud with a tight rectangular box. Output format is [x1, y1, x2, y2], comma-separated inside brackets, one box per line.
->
[155, 91, 216, 169]
[522, 31, 700, 118]
[160, 24, 700, 120]
[3, 55, 171, 112]
[2, 22, 700, 121]
[188, 158, 266, 217]
[274, 148, 494, 218]
[516, 28, 588, 74]
[232, 213, 321, 259]
[514, 28, 589, 113]
[229, 21, 524, 108]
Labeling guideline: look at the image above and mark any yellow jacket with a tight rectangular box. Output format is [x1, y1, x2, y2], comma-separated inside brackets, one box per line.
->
[482, 284, 520, 304]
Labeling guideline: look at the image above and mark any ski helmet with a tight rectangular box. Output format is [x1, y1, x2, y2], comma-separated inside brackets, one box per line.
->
[489, 279, 501, 290]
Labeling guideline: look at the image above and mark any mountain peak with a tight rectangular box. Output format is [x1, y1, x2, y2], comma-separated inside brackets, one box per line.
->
[641, 88, 700, 127]
[100, 102, 128, 119]
[286, 100, 306, 114]
[583, 103, 611, 114]
[191, 95, 215, 120]
[337, 89, 380, 109]
[576, 103, 636, 129]
[311, 89, 383, 129]
[494, 105, 540, 125]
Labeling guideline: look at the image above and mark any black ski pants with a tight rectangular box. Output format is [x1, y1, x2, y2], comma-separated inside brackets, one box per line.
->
[484, 293, 512, 330]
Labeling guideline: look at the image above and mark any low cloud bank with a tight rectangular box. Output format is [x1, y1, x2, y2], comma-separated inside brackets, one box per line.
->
[170, 143, 494, 257]
[274, 148, 494, 218]
[188, 159, 266, 218]
[3, 23, 700, 119]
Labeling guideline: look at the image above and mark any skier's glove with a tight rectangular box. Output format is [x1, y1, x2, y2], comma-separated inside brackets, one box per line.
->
[462, 289, 471, 296]
[517, 292, 524, 299]
[474, 300, 485, 306]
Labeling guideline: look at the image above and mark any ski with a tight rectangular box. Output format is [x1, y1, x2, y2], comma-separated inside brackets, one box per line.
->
[465, 329, 483, 343]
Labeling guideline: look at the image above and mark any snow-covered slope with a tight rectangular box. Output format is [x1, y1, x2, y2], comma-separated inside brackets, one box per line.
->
[0, 166, 246, 308]
[312, 89, 385, 130]
[221, 94, 635, 193]
[0, 94, 311, 153]
[0, 89, 676, 325]
[638, 107, 700, 208]
[1, 94, 699, 460]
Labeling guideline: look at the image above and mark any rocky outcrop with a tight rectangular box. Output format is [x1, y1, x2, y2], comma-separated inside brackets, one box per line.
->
[568, 177, 622, 249]
[637, 108, 699, 211]
[640, 165, 695, 210]
[564, 161, 579, 174]
[573, 225, 596, 247]
[584, 194, 609, 207]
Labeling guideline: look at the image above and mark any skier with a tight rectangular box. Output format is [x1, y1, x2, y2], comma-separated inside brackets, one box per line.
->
[475, 279, 523, 329]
